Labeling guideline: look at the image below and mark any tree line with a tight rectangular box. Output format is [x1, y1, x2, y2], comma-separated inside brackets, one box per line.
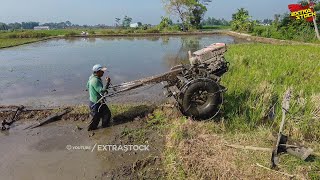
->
[0, 21, 119, 31]
[230, 0, 320, 41]
[0, 22, 40, 30]
[201, 17, 230, 26]
[0, 0, 221, 31]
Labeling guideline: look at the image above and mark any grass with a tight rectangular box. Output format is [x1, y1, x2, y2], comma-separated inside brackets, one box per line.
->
[0, 30, 70, 48]
[0, 29, 84, 38]
[223, 44, 320, 140]
[250, 25, 319, 43]
[121, 127, 147, 144]
[201, 25, 231, 30]
[161, 114, 320, 179]
[0, 38, 41, 48]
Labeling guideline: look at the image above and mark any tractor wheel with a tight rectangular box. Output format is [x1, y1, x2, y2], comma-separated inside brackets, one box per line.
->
[179, 78, 223, 120]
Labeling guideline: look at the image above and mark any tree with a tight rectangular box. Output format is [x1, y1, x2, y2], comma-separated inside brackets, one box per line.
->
[231, 8, 254, 32]
[0, 22, 9, 30]
[115, 18, 121, 27]
[307, 0, 320, 40]
[262, 19, 273, 25]
[137, 22, 143, 27]
[159, 16, 173, 29]
[163, 0, 190, 31]
[163, 0, 211, 30]
[221, 18, 230, 26]
[122, 16, 132, 27]
[273, 14, 281, 29]
[296, 0, 320, 39]
[201, 17, 230, 26]
[189, 0, 211, 28]
[315, 1, 320, 11]
[21, 22, 39, 29]
[8, 22, 22, 30]
[42, 21, 68, 29]
[65, 21, 72, 27]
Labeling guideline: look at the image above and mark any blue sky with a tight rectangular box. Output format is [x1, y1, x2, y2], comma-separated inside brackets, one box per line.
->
[0, 0, 297, 25]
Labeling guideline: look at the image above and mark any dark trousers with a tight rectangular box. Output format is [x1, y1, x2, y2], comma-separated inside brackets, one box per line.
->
[88, 101, 111, 130]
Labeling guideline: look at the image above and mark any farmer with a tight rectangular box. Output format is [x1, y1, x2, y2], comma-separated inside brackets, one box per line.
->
[86, 64, 111, 131]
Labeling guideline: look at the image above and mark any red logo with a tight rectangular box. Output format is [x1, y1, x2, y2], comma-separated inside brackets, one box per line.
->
[288, 3, 316, 22]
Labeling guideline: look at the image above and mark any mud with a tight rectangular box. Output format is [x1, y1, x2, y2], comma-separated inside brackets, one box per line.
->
[0, 121, 103, 180]
[0, 105, 165, 180]
[93, 117, 165, 179]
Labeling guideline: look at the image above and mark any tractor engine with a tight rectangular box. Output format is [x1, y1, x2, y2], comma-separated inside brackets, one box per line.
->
[165, 43, 229, 119]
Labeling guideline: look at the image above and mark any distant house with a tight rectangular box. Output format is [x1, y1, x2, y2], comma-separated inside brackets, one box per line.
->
[34, 26, 50, 30]
[130, 23, 139, 28]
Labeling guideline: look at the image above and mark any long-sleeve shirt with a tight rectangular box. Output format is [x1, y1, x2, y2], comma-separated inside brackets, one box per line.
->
[87, 74, 110, 103]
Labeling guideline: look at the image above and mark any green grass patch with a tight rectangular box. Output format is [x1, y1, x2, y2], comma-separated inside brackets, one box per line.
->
[251, 25, 318, 42]
[0, 29, 76, 38]
[163, 117, 188, 179]
[0, 38, 41, 48]
[64, 31, 78, 37]
[223, 43, 320, 141]
[201, 25, 231, 30]
[121, 127, 147, 144]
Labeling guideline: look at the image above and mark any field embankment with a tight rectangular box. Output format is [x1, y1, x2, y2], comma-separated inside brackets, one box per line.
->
[223, 31, 320, 46]
[0, 29, 223, 49]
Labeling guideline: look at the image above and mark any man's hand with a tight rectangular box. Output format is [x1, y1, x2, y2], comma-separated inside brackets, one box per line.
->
[105, 76, 111, 83]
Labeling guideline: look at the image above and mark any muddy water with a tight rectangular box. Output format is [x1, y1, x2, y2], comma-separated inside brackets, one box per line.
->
[0, 35, 244, 106]
[0, 121, 103, 180]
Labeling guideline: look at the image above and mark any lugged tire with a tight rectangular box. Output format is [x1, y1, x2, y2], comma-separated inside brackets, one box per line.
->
[179, 78, 222, 120]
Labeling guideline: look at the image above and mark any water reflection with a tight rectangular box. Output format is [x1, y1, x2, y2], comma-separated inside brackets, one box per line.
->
[161, 36, 170, 45]
[0, 35, 244, 105]
[163, 36, 201, 67]
[64, 38, 79, 44]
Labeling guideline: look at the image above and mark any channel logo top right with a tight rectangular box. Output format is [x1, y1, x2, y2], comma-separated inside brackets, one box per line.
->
[288, 2, 317, 22]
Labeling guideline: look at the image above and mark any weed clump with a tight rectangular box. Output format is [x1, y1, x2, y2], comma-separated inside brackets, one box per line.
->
[6, 31, 49, 38]
[65, 31, 78, 37]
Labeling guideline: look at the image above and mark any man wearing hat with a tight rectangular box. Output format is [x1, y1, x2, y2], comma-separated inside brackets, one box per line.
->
[87, 64, 111, 131]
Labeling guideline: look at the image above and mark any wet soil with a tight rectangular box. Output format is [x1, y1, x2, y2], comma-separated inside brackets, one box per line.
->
[0, 121, 102, 180]
[0, 105, 165, 180]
